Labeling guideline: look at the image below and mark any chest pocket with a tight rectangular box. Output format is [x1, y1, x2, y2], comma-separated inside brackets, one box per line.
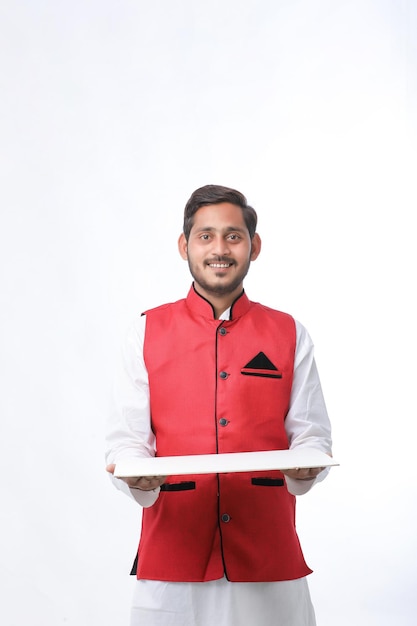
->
[241, 351, 282, 379]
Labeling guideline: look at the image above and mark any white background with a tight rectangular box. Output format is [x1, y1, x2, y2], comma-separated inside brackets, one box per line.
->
[1, 1, 416, 624]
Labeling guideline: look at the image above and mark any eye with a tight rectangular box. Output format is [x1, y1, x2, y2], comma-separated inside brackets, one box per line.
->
[200, 233, 211, 240]
[227, 233, 241, 241]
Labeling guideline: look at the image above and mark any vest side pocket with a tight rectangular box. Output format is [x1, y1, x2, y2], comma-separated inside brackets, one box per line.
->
[251, 477, 284, 487]
[160, 481, 196, 492]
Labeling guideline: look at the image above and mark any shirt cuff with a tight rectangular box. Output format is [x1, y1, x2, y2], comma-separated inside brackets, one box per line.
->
[285, 466, 330, 495]
[129, 485, 161, 508]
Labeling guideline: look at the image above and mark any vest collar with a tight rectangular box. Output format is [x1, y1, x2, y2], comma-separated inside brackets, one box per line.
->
[186, 283, 251, 321]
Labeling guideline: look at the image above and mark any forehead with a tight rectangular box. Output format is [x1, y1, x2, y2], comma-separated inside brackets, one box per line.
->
[191, 202, 247, 231]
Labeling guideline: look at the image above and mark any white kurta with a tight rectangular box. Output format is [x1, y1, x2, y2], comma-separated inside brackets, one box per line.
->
[105, 307, 332, 626]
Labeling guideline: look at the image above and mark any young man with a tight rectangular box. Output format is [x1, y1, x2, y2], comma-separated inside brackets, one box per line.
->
[106, 184, 332, 626]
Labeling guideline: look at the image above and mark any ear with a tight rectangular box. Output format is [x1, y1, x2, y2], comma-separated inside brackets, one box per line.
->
[178, 233, 188, 260]
[250, 233, 261, 261]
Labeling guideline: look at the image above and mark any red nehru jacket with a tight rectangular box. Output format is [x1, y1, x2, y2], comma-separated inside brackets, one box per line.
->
[133, 286, 312, 583]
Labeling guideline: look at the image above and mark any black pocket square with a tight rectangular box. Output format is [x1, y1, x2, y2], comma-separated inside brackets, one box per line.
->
[241, 351, 282, 378]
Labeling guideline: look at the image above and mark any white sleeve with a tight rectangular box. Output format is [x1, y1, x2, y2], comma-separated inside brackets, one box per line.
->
[105, 315, 159, 508]
[284, 320, 332, 496]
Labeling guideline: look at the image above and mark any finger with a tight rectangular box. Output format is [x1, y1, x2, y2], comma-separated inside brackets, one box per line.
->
[134, 478, 155, 491]
[297, 467, 324, 480]
[106, 464, 116, 474]
[128, 475, 167, 491]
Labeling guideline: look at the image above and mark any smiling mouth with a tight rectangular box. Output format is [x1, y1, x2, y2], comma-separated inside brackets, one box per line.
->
[206, 257, 234, 269]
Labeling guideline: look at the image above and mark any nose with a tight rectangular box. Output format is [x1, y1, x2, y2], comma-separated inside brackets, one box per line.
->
[212, 235, 231, 257]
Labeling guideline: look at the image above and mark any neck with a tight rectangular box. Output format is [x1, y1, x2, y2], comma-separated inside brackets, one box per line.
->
[193, 283, 243, 319]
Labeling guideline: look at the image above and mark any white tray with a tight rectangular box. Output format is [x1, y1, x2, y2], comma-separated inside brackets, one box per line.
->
[114, 448, 338, 478]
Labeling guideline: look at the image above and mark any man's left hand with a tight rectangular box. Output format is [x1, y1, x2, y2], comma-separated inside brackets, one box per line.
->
[282, 467, 325, 481]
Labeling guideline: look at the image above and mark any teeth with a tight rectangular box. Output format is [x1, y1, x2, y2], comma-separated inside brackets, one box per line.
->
[209, 263, 230, 268]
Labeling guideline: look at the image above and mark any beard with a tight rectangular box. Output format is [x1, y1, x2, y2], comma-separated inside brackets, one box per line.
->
[187, 255, 251, 297]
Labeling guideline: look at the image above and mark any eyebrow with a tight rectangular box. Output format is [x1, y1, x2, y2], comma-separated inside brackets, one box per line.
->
[193, 226, 247, 234]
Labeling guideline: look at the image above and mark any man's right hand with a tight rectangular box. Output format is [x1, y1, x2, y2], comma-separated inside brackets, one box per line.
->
[106, 464, 167, 491]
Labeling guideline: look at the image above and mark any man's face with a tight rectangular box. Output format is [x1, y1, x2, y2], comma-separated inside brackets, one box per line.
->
[178, 202, 261, 302]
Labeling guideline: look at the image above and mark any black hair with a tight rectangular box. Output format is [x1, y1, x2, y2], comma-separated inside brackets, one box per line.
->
[183, 184, 257, 240]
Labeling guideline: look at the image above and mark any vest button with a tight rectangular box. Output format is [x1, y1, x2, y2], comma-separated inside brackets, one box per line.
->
[221, 513, 231, 523]
[219, 418, 229, 426]
[219, 371, 228, 379]
[218, 327, 227, 336]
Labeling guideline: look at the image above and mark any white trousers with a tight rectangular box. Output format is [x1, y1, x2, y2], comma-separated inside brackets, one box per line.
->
[130, 576, 316, 626]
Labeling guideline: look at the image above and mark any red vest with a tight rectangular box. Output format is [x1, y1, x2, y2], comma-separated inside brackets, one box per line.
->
[134, 286, 312, 582]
